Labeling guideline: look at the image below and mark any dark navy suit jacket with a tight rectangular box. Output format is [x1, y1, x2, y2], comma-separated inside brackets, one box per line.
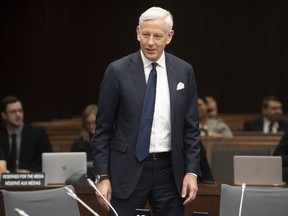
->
[92, 51, 201, 199]
[243, 117, 288, 132]
[0, 124, 53, 172]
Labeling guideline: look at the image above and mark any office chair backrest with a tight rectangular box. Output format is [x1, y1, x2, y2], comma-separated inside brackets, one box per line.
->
[220, 184, 288, 216]
[1, 185, 80, 216]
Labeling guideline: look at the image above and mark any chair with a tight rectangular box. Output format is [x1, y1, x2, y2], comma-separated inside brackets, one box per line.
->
[219, 184, 288, 216]
[1, 185, 80, 216]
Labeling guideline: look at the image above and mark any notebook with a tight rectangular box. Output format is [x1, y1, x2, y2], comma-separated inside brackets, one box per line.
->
[233, 155, 285, 186]
[42, 152, 87, 185]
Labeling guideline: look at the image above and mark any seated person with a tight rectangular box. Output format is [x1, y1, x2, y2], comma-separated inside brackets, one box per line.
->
[198, 140, 214, 183]
[206, 96, 218, 119]
[0, 95, 53, 173]
[243, 95, 288, 133]
[70, 104, 98, 162]
[198, 96, 233, 137]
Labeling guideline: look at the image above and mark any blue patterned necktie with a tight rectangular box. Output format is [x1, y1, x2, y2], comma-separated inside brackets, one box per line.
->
[135, 63, 158, 161]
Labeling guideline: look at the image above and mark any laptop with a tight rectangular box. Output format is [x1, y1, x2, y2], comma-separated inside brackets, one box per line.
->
[42, 152, 87, 185]
[233, 155, 285, 186]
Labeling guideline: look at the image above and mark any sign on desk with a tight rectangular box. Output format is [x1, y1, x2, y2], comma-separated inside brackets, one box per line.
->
[1, 173, 45, 187]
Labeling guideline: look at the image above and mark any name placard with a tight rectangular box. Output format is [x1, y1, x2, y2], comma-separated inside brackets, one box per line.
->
[1, 172, 45, 187]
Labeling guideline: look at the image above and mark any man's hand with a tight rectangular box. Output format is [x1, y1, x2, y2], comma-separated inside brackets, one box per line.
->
[95, 179, 112, 211]
[181, 174, 198, 205]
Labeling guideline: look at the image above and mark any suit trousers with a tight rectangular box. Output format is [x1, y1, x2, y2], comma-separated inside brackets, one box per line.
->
[109, 155, 184, 216]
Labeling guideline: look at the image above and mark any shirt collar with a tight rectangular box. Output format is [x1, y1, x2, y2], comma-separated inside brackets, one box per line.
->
[263, 117, 273, 124]
[263, 117, 279, 126]
[140, 50, 166, 69]
[7, 124, 23, 137]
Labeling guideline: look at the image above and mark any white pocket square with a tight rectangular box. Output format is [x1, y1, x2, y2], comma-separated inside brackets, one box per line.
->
[176, 82, 185, 90]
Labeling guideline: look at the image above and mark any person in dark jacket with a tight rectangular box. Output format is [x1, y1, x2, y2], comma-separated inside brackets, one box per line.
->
[243, 96, 288, 133]
[70, 104, 98, 161]
[0, 95, 52, 173]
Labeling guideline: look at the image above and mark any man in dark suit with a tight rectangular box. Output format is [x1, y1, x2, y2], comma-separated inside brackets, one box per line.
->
[92, 7, 201, 216]
[243, 96, 288, 133]
[0, 95, 52, 173]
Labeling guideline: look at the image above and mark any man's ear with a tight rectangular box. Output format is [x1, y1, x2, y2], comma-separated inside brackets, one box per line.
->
[136, 26, 141, 42]
[166, 30, 174, 45]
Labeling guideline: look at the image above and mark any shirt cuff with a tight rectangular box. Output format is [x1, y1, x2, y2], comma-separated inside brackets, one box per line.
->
[187, 173, 197, 178]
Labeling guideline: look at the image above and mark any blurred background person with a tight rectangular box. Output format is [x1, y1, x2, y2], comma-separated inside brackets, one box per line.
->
[198, 96, 233, 137]
[0, 95, 53, 173]
[70, 104, 98, 181]
[70, 104, 98, 162]
[243, 95, 288, 133]
[206, 96, 218, 119]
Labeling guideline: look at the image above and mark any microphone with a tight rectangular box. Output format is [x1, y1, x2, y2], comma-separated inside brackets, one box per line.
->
[238, 183, 246, 216]
[65, 186, 100, 216]
[87, 178, 119, 216]
[14, 208, 29, 216]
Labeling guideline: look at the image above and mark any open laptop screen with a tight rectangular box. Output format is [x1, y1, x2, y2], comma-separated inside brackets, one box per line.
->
[233, 155, 284, 186]
[42, 152, 87, 185]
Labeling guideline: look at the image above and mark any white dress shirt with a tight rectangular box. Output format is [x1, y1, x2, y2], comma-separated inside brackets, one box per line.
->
[140, 50, 197, 177]
[140, 50, 171, 153]
[263, 118, 279, 133]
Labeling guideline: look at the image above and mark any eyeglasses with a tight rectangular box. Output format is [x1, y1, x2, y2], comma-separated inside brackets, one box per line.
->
[6, 109, 23, 115]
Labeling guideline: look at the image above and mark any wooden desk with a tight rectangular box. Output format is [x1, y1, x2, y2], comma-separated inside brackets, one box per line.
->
[0, 183, 221, 216]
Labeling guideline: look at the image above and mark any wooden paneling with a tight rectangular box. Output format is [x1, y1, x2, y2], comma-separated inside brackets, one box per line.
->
[31, 118, 81, 152]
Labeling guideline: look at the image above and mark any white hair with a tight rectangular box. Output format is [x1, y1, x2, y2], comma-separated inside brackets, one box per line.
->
[139, 7, 173, 34]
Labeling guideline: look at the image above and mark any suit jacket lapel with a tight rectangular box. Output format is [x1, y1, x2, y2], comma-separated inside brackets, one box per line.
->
[166, 54, 177, 125]
[129, 52, 146, 105]
[129, 51, 178, 120]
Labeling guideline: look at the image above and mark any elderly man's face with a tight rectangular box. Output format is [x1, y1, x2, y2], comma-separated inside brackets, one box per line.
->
[137, 19, 174, 62]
